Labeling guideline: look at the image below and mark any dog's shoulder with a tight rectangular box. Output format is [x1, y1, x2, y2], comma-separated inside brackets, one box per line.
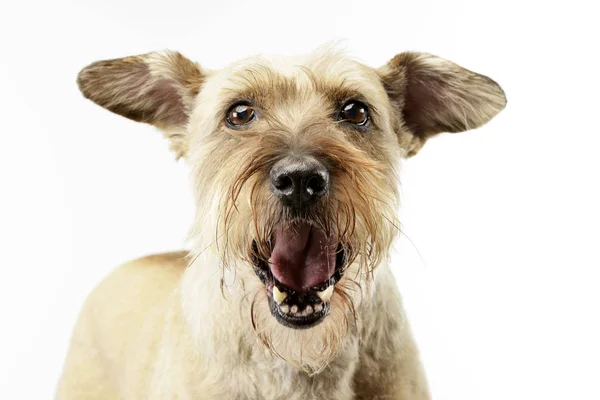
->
[58, 251, 190, 397]
[79, 251, 189, 339]
[92, 250, 189, 302]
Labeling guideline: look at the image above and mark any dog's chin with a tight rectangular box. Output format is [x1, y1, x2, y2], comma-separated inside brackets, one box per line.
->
[251, 224, 348, 330]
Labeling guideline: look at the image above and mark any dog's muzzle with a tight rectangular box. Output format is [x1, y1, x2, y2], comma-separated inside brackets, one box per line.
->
[251, 156, 346, 329]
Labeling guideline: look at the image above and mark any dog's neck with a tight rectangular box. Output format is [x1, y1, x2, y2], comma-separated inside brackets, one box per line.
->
[165, 248, 410, 399]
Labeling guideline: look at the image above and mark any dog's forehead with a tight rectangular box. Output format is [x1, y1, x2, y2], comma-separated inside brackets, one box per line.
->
[200, 51, 386, 107]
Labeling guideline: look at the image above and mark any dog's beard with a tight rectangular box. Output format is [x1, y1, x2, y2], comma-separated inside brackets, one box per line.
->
[189, 203, 394, 371]
[244, 263, 363, 375]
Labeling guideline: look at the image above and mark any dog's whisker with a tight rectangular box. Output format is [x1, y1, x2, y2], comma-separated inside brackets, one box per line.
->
[381, 212, 426, 268]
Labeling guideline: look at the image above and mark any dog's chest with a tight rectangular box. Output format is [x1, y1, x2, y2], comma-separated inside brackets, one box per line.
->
[229, 354, 359, 400]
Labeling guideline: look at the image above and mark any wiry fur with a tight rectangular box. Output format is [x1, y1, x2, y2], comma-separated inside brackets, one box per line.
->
[57, 47, 505, 399]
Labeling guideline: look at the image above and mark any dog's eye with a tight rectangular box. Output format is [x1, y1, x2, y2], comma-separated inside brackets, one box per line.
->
[227, 103, 256, 126]
[339, 101, 369, 126]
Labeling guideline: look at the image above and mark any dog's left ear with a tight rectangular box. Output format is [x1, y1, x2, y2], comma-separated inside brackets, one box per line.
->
[77, 51, 204, 158]
[378, 52, 506, 156]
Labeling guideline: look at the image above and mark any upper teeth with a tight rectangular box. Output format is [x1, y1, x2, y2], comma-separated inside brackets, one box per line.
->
[316, 285, 334, 302]
[272, 286, 288, 304]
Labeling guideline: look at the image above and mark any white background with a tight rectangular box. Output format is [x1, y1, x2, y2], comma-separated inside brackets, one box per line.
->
[1, 0, 599, 399]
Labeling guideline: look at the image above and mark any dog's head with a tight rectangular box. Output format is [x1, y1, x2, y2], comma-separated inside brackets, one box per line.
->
[78, 48, 505, 372]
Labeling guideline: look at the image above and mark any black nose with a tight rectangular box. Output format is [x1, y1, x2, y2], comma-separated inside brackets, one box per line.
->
[270, 157, 329, 207]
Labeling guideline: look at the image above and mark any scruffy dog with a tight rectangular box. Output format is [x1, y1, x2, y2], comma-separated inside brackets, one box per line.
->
[56, 47, 505, 399]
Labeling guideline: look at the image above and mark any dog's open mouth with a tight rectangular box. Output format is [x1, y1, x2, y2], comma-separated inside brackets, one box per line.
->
[252, 221, 347, 329]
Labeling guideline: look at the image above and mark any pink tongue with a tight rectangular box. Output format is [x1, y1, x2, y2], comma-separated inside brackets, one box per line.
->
[269, 223, 337, 292]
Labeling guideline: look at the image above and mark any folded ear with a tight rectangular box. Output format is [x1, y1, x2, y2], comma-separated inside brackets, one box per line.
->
[378, 52, 506, 156]
[77, 51, 204, 158]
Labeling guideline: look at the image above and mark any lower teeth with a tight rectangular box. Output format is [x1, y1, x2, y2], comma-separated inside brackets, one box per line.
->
[272, 283, 334, 318]
[280, 302, 324, 316]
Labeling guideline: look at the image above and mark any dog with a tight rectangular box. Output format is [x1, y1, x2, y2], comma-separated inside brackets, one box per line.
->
[56, 47, 505, 399]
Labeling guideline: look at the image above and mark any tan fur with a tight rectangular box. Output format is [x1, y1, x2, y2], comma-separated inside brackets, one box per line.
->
[58, 47, 505, 399]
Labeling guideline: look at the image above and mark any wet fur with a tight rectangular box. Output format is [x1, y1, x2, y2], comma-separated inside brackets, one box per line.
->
[57, 47, 505, 399]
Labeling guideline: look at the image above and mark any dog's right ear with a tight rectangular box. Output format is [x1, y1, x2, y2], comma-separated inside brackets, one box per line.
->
[77, 51, 204, 158]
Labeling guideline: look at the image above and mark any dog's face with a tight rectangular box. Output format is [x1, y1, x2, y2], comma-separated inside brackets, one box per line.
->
[78, 48, 505, 372]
